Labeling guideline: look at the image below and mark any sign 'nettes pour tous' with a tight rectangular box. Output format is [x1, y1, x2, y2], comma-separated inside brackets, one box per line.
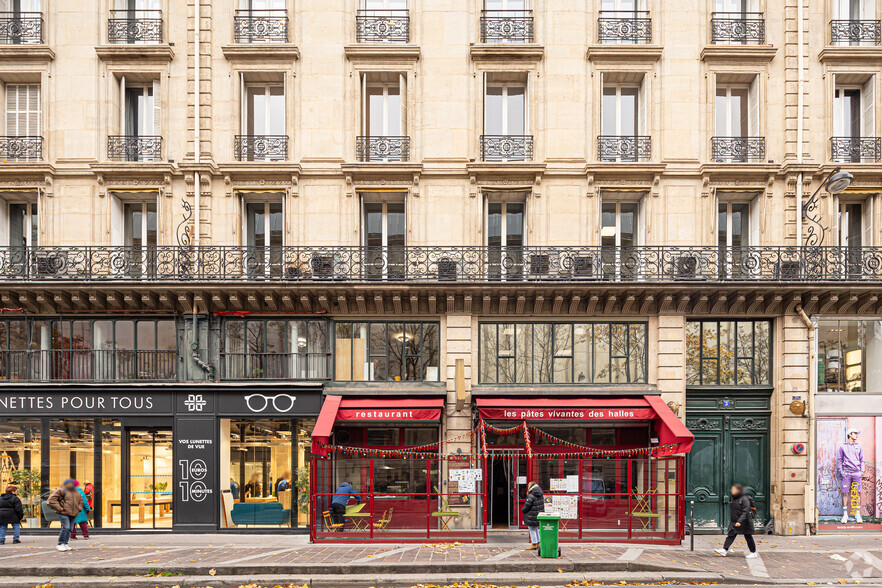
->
[0, 394, 155, 411]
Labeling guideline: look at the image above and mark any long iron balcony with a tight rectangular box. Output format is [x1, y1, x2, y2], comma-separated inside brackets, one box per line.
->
[2, 245, 882, 283]
[0, 12, 43, 44]
[0, 349, 177, 382]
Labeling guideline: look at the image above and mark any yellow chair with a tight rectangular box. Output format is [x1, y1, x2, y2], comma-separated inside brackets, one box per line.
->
[373, 507, 393, 531]
[630, 488, 660, 531]
[322, 509, 344, 532]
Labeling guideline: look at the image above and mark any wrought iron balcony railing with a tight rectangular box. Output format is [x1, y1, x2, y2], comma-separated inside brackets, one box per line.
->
[220, 352, 331, 381]
[598, 10, 652, 44]
[831, 137, 882, 163]
[480, 134, 534, 162]
[107, 10, 163, 44]
[4, 245, 882, 283]
[356, 135, 410, 162]
[235, 134, 288, 161]
[0, 136, 42, 162]
[234, 9, 288, 43]
[108, 135, 162, 162]
[480, 10, 534, 43]
[711, 12, 765, 44]
[0, 12, 42, 44]
[0, 349, 177, 382]
[597, 135, 651, 162]
[711, 136, 766, 163]
[831, 19, 881, 45]
[356, 9, 410, 43]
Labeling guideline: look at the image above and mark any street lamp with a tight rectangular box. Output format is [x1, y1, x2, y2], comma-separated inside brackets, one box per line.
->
[802, 166, 854, 247]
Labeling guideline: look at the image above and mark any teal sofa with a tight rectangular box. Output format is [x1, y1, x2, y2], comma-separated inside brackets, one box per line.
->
[230, 502, 291, 526]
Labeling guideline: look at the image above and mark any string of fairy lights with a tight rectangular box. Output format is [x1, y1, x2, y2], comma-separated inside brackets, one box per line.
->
[316, 419, 681, 460]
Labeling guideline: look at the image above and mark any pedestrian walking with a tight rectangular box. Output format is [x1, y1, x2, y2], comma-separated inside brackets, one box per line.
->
[715, 483, 758, 559]
[82, 481, 95, 522]
[70, 481, 91, 540]
[330, 481, 360, 528]
[47, 479, 83, 552]
[0, 486, 24, 545]
[522, 481, 545, 550]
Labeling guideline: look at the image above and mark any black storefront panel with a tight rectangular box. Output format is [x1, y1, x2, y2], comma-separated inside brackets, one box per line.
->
[174, 416, 218, 531]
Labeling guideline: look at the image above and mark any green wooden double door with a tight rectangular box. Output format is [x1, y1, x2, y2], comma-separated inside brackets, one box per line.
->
[685, 394, 771, 533]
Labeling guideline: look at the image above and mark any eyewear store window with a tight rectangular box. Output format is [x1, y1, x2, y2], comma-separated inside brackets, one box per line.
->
[816, 319, 882, 530]
[219, 418, 315, 529]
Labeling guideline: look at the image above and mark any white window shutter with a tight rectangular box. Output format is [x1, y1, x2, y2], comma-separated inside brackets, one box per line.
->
[862, 76, 875, 140]
[638, 76, 648, 136]
[864, 196, 874, 247]
[110, 195, 124, 247]
[119, 75, 126, 136]
[749, 77, 759, 137]
[863, 0, 875, 20]
[637, 195, 647, 245]
[399, 73, 407, 136]
[152, 79, 161, 137]
[5, 84, 17, 136]
[239, 72, 245, 134]
[524, 77, 529, 135]
[361, 72, 368, 135]
[482, 72, 487, 134]
[30, 84, 40, 136]
[0, 200, 8, 247]
[749, 194, 761, 246]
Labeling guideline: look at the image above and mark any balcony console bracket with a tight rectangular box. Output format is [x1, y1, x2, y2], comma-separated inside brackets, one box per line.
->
[700, 45, 777, 63]
[818, 46, 882, 64]
[587, 44, 662, 63]
[95, 44, 174, 63]
[0, 45, 54, 61]
[469, 44, 544, 64]
[221, 44, 300, 62]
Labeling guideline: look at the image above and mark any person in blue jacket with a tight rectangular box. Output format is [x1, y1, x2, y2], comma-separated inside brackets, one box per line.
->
[330, 481, 360, 528]
[70, 481, 91, 540]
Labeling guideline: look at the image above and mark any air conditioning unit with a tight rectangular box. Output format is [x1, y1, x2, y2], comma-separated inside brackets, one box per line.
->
[32, 251, 65, 277]
[573, 255, 595, 278]
[436, 258, 457, 281]
[529, 254, 550, 276]
[310, 255, 334, 278]
[776, 260, 801, 280]
[673, 254, 700, 280]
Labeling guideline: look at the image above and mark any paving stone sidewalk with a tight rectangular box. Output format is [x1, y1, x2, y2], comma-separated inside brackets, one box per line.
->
[0, 533, 880, 585]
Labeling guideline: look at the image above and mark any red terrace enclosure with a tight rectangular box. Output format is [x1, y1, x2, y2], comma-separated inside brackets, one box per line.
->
[309, 395, 693, 544]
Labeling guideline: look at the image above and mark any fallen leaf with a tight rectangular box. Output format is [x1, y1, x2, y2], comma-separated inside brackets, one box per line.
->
[208, 568, 217, 576]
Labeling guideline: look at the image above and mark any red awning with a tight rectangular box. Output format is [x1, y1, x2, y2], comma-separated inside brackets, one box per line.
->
[476, 395, 693, 454]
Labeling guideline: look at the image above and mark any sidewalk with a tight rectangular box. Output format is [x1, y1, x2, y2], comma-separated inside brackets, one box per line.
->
[0, 533, 880, 587]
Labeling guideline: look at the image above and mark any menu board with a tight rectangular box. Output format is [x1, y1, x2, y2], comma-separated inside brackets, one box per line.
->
[550, 495, 578, 520]
[449, 469, 483, 482]
[550, 478, 568, 492]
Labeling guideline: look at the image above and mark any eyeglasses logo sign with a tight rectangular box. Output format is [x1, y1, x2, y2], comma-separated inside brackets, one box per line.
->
[184, 394, 207, 412]
[244, 393, 297, 413]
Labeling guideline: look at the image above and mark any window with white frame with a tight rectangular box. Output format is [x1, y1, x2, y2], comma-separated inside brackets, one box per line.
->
[5, 83, 40, 137]
[1, 200, 37, 247]
[599, 0, 649, 45]
[600, 76, 647, 162]
[359, 73, 408, 162]
[112, 76, 161, 162]
[482, 74, 530, 161]
[717, 196, 760, 277]
[837, 199, 873, 248]
[600, 195, 643, 279]
[712, 0, 763, 45]
[109, 195, 157, 277]
[832, 0, 877, 46]
[0, 0, 42, 44]
[240, 195, 284, 277]
[362, 195, 406, 279]
[833, 76, 876, 163]
[238, 77, 287, 161]
[713, 77, 761, 162]
[123, 201, 157, 248]
[486, 196, 526, 279]
[112, 0, 161, 45]
[483, 0, 531, 43]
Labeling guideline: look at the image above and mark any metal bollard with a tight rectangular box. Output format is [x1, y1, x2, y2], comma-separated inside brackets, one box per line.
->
[690, 500, 695, 551]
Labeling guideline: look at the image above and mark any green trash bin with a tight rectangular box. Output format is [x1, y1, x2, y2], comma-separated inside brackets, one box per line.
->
[537, 512, 561, 558]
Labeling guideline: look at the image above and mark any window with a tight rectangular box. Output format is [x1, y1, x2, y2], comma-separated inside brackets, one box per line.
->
[600, 198, 642, 279]
[110, 0, 162, 45]
[357, 0, 409, 43]
[111, 77, 161, 162]
[362, 198, 405, 279]
[482, 75, 531, 161]
[6, 201, 36, 247]
[111, 197, 157, 277]
[717, 199, 759, 277]
[600, 77, 648, 161]
[222, 319, 329, 380]
[0, 0, 42, 45]
[837, 199, 872, 276]
[714, 79, 761, 162]
[235, 0, 287, 44]
[833, 78, 876, 163]
[599, 0, 650, 45]
[818, 319, 882, 393]
[238, 80, 286, 161]
[487, 199, 525, 279]
[483, 0, 532, 43]
[479, 322, 648, 384]
[241, 197, 284, 277]
[832, 0, 878, 46]
[3, 84, 41, 161]
[359, 73, 408, 161]
[712, 0, 762, 44]
[685, 320, 771, 386]
[334, 321, 440, 382]
[124, 201, 157, 248]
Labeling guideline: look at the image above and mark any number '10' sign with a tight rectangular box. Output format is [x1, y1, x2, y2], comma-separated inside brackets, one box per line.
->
[178, 459, 211, 502]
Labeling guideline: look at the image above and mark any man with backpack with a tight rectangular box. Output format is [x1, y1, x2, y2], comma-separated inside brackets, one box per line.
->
[715, 483, 758, 559]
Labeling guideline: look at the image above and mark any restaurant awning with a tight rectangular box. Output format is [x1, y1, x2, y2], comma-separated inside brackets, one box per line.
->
[476, 395, 693, 454]
[311, 395, 445, 455]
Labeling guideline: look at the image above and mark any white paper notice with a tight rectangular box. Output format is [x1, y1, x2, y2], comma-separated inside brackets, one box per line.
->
[517, 476, 527, 485]
[459, 479, 475, 493]
[566, 475, 579, 493]
[550, 478, 567, 492]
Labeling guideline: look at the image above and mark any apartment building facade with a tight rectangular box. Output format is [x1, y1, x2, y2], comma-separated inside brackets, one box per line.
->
[0, 0, 880, 538]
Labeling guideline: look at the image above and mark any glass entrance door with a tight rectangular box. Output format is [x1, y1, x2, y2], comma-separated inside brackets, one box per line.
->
[125, 429, 173, 529]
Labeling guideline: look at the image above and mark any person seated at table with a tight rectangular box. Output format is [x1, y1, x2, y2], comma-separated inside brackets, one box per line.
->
[243, 474, 261, 499]
[330, 481, 360, 528]
[274, 472, 291, 496]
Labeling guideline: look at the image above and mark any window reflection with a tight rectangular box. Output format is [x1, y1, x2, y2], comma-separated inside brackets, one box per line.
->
[818, 320, 882, 393]
[686, 320, 772, 386]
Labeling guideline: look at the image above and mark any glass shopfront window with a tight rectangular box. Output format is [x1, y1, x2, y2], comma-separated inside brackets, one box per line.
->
[334, 322, 440, 382]
[220, 418, 315, 529]
[48, 419, 95, 527]
[0, 419, 41, 529]
[685, 320, 771, 386]
[818, 320, 882, 393]
[479, 322, 648, 384]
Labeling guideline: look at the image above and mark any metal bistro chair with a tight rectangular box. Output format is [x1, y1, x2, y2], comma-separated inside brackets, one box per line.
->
[373, 507, 393, 531]
[322, 509, 344, 532]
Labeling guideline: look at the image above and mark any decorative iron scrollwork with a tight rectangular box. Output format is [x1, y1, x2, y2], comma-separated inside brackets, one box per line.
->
[176, 199, 193, 248]
[233, 9, 288, 43]
[831, 137, 882, 164]
[107, 10, 163, 44]
[107, 136, 162, 162]
[831, 19, 881, 45]
[0, 12, 43, 44]
[597, 135, 652, 162]
[480, 10, 534, 43]
[711, 12, 765, 44]
[712, 137, 766, 162]
[598, 11, 652, 44]
[234, 135, 288, 161]
[356, 136, 410, 162]
[480, 135, 534, 162]
[0, 136, 42, 162]
[355, 10, 410, 43]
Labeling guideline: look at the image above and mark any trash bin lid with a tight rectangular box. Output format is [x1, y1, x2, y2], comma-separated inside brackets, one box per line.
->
[538, 513, 561, 520]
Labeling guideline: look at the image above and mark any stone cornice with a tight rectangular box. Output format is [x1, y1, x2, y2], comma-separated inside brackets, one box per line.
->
[221, 44, 300, 62]
[95, 44, 175, 63]
[0, 45, 54, 62]
[343, 44, 420, 63]
[586, 44, 663, 63]
[469, 43, 544, 63]
[818, 46, 882, 64]
[700, 45, 777, 63]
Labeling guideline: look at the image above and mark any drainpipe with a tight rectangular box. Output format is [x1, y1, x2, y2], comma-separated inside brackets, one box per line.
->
[796, 0, 805, 245]
[193, 0, 201, 250]
[796, 304, 816, 535]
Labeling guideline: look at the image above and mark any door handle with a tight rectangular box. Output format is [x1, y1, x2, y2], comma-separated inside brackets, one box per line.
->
[723, 495, 730, 504]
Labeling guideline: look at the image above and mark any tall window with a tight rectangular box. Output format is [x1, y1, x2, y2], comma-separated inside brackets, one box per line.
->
[357, 0, 409, 43]
[686, 320, 772, 386]
[113, 78, 161, 162]
[4, 83, 41, 161]
[600, 199, 640, 279]
[479, 322, 648, 384]
[334, 321, 440, 382]
[832, 0, 877, 46]
[487, 199, 525, 279]
[111, 0, 162, 45]
[0, 0, 42, 45]
[599, 0, 648, 45]
[600, 78, 647, 162]
[363, 198, 405, 279]
[718, 202, 750, 248]
[124, 201, 157, 248]
[483, 0, 531, 44]
[485, 82, 526, 137]
[833, 78, 876, 162]
[236, 0, 287, 44]
[359, 74, 408, 161]
[222, 319, 329, 380]
[817, 319, 882, 393]
[837, 200, 872, 276]
[241, 199, 284, 276]
[7, 201, 36, 247]
[124, 84, 154, 137]
[240, 81, 286, 161]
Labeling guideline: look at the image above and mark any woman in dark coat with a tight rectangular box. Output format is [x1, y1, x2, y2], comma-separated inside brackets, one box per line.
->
[521, 481, 545, 549]
[715, 483, 758, 558]
[0, 486, 24, 544]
